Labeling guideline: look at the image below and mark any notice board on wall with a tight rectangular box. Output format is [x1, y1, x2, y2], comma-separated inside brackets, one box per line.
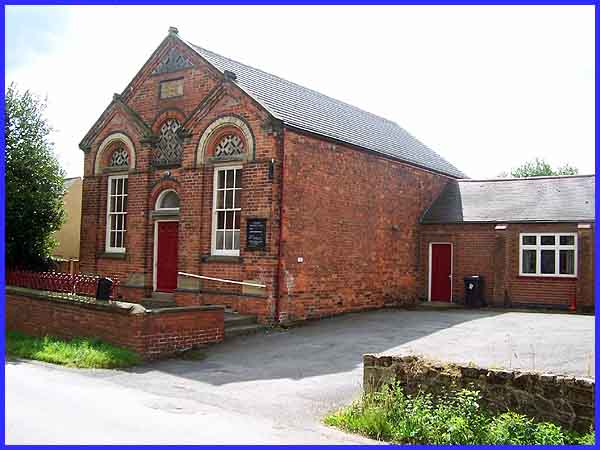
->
[246, 218, 267, 251]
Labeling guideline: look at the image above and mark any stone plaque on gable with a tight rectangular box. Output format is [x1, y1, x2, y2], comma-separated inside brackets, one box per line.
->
[160, 79, 184, 99]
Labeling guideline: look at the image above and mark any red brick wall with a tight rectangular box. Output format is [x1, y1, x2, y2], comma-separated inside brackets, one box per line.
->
[79, 36, 283, 321]
[278, 129, 451, 322]
[6, 290, 224, 359]
[419, 223, 594, 311]
[419, 224, 497, 303]
[123, 40, 221, 127]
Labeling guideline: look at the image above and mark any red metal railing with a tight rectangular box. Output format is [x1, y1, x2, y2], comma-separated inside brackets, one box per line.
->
[6, 270, 120, 299]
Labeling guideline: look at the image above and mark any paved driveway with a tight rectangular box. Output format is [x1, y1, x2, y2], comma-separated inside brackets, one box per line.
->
[5, 309, 594, 444]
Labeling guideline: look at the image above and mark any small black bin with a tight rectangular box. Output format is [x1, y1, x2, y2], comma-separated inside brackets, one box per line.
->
[96, 277, 113, 301]
[464, 275, 485, 308]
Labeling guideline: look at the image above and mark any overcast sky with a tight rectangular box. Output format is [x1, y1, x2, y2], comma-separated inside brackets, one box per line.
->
[5, 5, 595, 179]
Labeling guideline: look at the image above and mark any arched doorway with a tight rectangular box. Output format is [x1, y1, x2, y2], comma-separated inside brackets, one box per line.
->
[153, 190, 180, 292]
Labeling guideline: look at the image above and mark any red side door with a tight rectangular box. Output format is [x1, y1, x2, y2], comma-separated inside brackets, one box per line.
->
[156, 222, 179, 292]
[430, 243, 452, 302]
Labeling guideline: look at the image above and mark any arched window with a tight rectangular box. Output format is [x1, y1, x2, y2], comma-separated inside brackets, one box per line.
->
[196, 116, 255, 165]
[108, 145, 129, 168]
[155, 189, 180, 211]
[214, 134, 245, 158]
[95, 132, 136, 175]
[154, 119, 183, 166]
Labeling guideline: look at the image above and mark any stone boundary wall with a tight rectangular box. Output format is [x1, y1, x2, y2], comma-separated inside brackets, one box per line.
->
[363, 353, 594, 433]
[6, 287, 224, 360]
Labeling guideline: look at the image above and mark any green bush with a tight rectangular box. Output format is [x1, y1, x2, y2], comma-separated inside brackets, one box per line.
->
[487, 412, 536, 444]
[325, 382, 593, 445]
[533, 422, 568, 445]
[576, 431, 596, 445]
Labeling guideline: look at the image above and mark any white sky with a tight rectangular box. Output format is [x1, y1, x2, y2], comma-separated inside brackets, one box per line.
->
[5, 5, 595, 179]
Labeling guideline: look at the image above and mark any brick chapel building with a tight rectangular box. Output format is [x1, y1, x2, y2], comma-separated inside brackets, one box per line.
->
[79, 28, 594, 323]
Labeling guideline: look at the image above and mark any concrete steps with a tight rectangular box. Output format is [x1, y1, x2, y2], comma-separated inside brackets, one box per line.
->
[141, 292, 176, 309]
[415, 301, 465, 311]
[138, 297, 264, 337]
[224, 312, 264, 338]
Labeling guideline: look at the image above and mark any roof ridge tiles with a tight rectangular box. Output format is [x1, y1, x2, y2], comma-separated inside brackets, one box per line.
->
[458, 174, 595, 183]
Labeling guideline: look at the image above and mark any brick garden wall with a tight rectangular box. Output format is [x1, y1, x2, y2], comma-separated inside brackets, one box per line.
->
[6, 287, 224, 360]
[419, 223, 594, 311]
[363, 353, 595, 433]
[278, 129, 451, 322]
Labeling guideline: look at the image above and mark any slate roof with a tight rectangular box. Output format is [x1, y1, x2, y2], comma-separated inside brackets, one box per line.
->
[186, 42, 465, 178]
[421, 175, 595, 224]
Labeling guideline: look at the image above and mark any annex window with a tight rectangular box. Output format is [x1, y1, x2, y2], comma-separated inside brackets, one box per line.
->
[519, 233, 577, 277]
[106, 175, 128, 253]
[212, 166, 242, 256]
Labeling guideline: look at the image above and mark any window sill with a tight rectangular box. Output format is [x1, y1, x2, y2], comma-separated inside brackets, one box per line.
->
[201, 255, 243, 264]
[207, 155, 246, 164]
[103, 166, 129, 174]
[99, 252, 127, 260]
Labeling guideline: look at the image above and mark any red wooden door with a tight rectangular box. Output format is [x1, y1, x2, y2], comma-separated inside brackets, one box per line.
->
[430, 243, 452, 302]
[156, 222, 178, 292]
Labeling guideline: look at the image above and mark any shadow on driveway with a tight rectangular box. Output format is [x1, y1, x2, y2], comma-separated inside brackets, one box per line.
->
[131, 308, 509, 385]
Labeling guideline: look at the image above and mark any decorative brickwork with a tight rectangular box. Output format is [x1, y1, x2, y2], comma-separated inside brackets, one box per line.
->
[109, 146, 129, 168]
[79, 38, 281, 322]
[152, 47, 194, 75]
[154, 118, 183, 166]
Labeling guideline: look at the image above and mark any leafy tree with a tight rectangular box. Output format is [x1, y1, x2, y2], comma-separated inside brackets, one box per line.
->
[5, 84, 65, 269]
[507, 157, 578, 178]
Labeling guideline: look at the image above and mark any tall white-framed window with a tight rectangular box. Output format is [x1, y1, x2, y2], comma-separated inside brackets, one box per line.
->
[106, 175, 128, 253]
[212, 165, 242, 256]
[519, 233, 577, 277]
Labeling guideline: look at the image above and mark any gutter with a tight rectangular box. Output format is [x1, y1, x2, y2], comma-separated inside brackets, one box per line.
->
[274, 127, 286, 323]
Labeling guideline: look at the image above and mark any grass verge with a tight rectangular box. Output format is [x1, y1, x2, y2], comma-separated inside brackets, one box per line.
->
[325, 383, 595, 445]
[6, 330, 141, 369]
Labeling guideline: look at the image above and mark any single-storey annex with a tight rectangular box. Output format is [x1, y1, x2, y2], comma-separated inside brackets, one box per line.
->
[78, 27, 594, 323]
[420, 175, 595, 312]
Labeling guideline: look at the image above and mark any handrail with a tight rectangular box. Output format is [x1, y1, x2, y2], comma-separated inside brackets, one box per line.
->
[178, 272, 266, 288]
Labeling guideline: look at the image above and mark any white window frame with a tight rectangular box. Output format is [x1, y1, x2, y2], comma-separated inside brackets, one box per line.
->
[155, 189, 180, 212]
[211, 165, 242, 256]
[105, 174, 128, 253]
[519, 232, 577, 278]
